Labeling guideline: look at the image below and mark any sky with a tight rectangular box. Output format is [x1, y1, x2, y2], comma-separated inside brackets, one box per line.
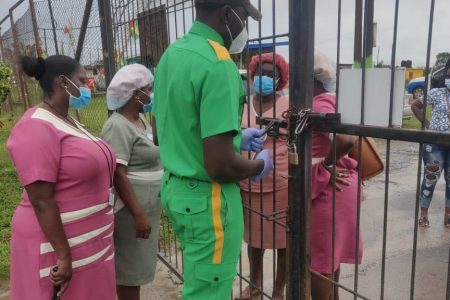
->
[1, 0, 449, 67]
[245, 0, 450, 67]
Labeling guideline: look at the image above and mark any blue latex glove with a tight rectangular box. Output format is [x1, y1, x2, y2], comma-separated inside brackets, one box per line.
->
[241, 128, 266, 152]
[251, 150, 274, 181]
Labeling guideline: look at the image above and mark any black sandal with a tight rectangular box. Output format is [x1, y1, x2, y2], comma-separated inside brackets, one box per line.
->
[419, 216, 430, 227]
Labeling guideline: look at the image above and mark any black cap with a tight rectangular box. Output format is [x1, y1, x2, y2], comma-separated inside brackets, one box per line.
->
[195, 0, 262, 21]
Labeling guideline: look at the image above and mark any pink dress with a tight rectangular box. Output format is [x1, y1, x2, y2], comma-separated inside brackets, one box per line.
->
[240, 96, 289, 249]
[6, 107, 116, 299]
[311, 93, 363, 274]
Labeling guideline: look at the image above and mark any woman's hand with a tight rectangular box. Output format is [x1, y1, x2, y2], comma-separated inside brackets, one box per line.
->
[322, 162, 352, 192]
[134, 213, 151, 239]
[50, 257, 72, 295]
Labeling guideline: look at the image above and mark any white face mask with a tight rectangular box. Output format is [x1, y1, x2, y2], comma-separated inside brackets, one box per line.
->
[226, 8, 248, 54]
[445, 78, 450, 90]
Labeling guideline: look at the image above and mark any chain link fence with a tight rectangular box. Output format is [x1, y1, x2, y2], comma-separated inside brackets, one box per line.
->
[0, 0, 107, 129]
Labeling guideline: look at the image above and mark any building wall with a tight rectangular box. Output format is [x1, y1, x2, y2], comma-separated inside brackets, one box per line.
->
[405, 68, 424, 82]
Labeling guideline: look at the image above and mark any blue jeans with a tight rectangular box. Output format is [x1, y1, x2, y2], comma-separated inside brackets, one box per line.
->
[420, 143, 450, 209]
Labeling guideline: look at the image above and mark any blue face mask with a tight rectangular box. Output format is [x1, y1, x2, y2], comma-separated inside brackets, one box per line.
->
[138, 90, 153, 113]
[65, 77, 92, 109]
[253, 75, 278, 96]
[445, 78, 450, 90]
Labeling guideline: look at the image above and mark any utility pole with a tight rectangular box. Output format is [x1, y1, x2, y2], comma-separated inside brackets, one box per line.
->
[354, 0, 374, 68]
[364, 0, 374, 68]
[354, 0, 362, 67]
[98, 0, 116, 86]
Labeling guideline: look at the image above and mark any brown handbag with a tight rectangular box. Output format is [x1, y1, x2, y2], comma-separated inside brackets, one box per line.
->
[349, 137, 384, 180]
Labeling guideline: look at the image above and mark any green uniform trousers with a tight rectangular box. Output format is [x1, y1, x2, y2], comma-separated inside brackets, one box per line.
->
[160, 171, 244, 300]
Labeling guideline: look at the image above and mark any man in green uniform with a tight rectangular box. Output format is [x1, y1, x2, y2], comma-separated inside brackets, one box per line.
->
[152, 1, 273, 299]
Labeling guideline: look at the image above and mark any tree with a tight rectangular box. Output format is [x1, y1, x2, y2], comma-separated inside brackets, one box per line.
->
[0, 61, 12, 104]
[433, 52, 450, 71]
[375, 60, 391, 68]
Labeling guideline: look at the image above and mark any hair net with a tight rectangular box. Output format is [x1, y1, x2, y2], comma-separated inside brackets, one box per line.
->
[107, 64, 154, 110]
[314, 49, 336, 92]
[248, 52, 289, 91]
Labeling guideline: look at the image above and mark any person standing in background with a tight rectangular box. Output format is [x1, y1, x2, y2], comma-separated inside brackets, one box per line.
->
[411, 59, 450, 228]
[310, 50, 361, 300]
[7, 55, 116, 299]
[238, 52, 289, 300]
[101, 64, 163, 300]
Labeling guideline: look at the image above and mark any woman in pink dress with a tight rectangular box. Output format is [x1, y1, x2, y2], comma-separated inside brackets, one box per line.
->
[7, 55, 116, 299]
[239, 53, 289, 300]
[310, 50, 362, 300]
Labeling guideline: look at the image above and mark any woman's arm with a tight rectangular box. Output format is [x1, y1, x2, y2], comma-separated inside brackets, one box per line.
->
[411, 99, 430, 129]
[25, 181, 72, 292]
[322, 134, 357, 191]
[113, 164, 151, 239]
[323, 134, 357, 166]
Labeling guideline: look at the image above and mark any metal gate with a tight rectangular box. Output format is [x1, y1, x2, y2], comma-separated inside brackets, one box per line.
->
[100, 0, 450, 299]
[287, 0, 450, 299]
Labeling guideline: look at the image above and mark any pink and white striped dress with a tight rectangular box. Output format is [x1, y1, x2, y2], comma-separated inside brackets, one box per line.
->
[7, 107, 116, 299]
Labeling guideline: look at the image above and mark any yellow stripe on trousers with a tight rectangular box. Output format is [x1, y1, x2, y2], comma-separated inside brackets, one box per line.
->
[211, 182, 224, 264]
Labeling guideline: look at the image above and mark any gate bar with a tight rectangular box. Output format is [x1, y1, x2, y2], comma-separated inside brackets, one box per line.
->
[411, 1, 436, 299]
[446, 246, 450, 300]
[287, 0, 315, 298]
[313, 123, 450, 146]
[381, 0, 400, 299]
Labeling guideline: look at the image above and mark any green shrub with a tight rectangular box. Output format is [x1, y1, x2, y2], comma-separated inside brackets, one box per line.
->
[0, 62, 12, 104]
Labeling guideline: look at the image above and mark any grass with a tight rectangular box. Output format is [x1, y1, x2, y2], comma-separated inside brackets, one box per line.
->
[70, 94, 109, 136]
[0, 116, 22, 279]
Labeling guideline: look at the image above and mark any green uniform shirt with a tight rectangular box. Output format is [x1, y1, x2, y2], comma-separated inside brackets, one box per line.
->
[153, 21, 245, 181]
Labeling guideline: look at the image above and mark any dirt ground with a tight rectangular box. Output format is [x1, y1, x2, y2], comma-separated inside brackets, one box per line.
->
[142, 140, 450, 300]
[0, 140, 448, 299]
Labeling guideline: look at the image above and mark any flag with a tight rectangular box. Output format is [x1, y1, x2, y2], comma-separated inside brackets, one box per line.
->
[64, 20, 76, 53]
[129, 20, 139, 40]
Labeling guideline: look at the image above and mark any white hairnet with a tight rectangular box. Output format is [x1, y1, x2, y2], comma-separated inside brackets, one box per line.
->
[314, 49, 336, 92]
[106, 64, 154, 110]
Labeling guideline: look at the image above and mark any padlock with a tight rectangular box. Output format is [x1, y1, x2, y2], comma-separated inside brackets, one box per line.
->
[289, 144, 299, 165]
